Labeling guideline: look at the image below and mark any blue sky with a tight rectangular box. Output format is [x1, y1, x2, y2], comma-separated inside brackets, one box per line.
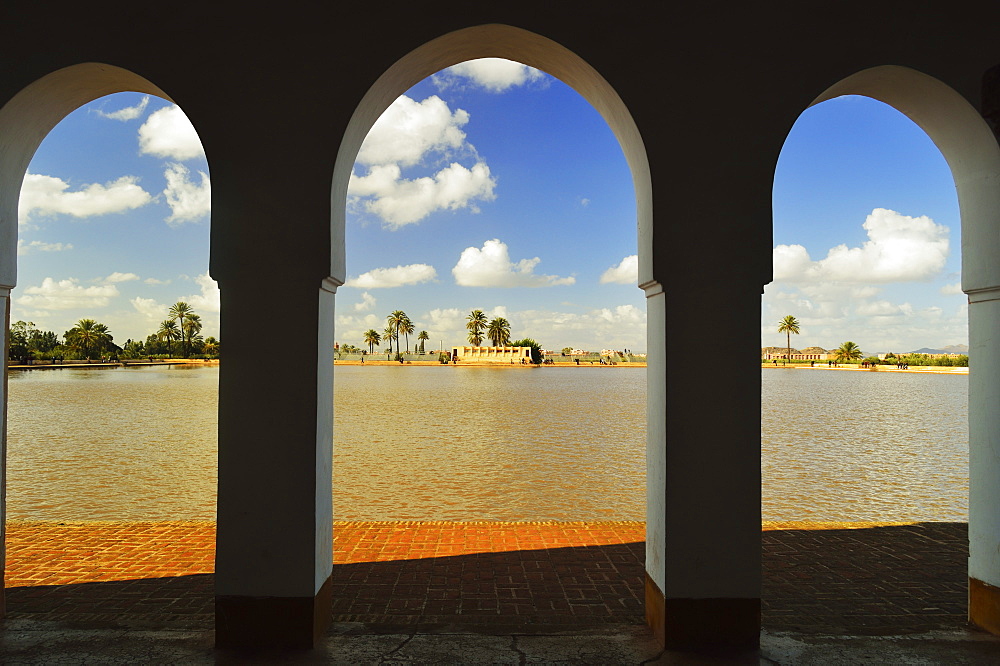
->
[767, 95, 964, 354]
[13, 60, 966, 354]
[15, 94, 214, 345]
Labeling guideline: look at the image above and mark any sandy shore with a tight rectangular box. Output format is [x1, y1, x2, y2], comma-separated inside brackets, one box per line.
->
[762, 364, 967, 374]
[335, 360, 647, 367]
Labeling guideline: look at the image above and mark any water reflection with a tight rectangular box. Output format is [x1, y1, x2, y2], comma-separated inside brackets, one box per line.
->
[332, 366, 647, 521]
[761, 368, 968, 522]
[4, 364, 970, 523]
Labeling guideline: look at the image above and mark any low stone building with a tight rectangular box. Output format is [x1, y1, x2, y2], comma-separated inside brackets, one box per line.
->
[452, 346, 532, 363]
[761, 346, 833, 361]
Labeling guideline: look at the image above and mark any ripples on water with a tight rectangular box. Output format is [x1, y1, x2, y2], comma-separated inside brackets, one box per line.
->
[4, 364, 970, 523]
[333, 366, 646, 521]
[6, 365, 219, 521]
[761, 368, 968, 522]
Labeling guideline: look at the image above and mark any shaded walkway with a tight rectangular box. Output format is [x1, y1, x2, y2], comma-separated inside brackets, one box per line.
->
[2, 520, 973, 636]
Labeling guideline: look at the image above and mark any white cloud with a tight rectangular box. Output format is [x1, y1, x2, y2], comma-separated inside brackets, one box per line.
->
[855, 300, 913, 317]
[452, 239, 575, 287]
[102, 272, 139, 284]
[334, 313, 383, 348]
[17, 240, 73, 255]
[138, 105, 205, 160]
[349, 161, 495, 228]
[433, 58, 545, 93]
[18, 173, 152, 225]
[600, 255, 638, 285]
[349, 94, 497, 228]
[354, 292, 376, 312]
[96, 95, 149, 121]
[344, 263, 437, 289]
[182, 272, 221, 313]
[427, 307, 464, 332]
[335, 302, 647, 353]
[144, 277, 171, 285]
[773, 208, 949, 283]
[163, 163, 211, 224]
[580, 198, 590, 207]
[356, 95, 470, 167]
[16, 277, 118, 310]
[761, 282, 968, 353]
[131, 296, 166, 320]
[940, 282, 963, 295]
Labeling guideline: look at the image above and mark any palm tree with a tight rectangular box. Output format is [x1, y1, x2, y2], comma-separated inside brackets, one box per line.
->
[487, 317, 511, 347]
[466, 309, 488, 346]
[399, 313, 414, 353]
[182, 313, 203, 355]
[158, 319, 180, 355]
[64, 318, 112, 359]
[363, 329, 381, 354]
[835, 341, 863, 364]
[383, 323, 396, 354]
[417, 330, 429, 353]
[386, 310, 407, 355]
[777, 315, 800, 364]
[169, 302, 194, 356]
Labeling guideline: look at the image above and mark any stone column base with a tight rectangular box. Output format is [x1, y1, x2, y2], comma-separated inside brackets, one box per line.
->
[646, 573, 760, 650]
[215, 576, 332, 649]
[970, 577, 1000, 635]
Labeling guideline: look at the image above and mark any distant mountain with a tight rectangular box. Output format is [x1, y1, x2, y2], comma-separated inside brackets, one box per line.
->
[910, 345, 970, 355]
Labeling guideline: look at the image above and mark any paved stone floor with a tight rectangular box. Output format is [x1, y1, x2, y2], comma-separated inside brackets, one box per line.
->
[4, 520, 973, 636]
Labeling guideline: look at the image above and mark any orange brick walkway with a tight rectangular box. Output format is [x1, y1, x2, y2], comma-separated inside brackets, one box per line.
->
[4, 520, 645, 628]
[2, 520, 972, 635]
[5, 521, 216, 586]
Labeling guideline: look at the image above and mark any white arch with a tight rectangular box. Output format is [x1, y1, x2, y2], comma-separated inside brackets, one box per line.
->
[810, 64, 1000, 634]
[329, 23, 653, 288]
[327, 22, 666, 629]
[0, 63, 170, 289]
[812, 65, 1000, 292]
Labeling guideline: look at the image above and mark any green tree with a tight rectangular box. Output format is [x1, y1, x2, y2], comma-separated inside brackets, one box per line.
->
[64, 319, 114, 359]
[182, 312, 203, 354]
[122, 339, 145, 358]
[363, 329, 381, 354]
[487, 316, 511, 347]
[386, 310, 407, 354]
[383, 323, 396, 354]
[158, 319, 180, 356]
[509, 337, 542, 364]
[8, 321, 35, 359]
[399, 313, 414, 353]
[777, 315, 800, 364]
[169, 301, 194, 356]
[30, 329, 60, 352]
[417, 330, 429, 353]
[835, 341, 863, 364]
[467, 309, 488, 346]
[203, 336, 220, 357]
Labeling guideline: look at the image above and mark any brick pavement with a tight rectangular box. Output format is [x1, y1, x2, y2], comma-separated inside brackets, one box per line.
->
[2, 520, 973, 635]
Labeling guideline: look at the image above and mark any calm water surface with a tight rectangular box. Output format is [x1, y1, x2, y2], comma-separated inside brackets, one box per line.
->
[762, 368, 968, 522]
[4, 365, 969, 522]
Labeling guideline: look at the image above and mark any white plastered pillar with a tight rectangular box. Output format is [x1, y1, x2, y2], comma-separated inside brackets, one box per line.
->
[967, 285, 1000, 633]
[0, 287, 9, 618]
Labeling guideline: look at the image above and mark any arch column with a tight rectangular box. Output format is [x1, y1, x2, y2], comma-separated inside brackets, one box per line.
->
[967, 285, 1000, 634]
[643, 279, 762, 649]
[0, 286, 10, 619]
[208, 136, 338, 648]
[214, 275, 336, 649]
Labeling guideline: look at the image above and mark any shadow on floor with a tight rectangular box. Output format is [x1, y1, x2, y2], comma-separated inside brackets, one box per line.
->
[762, 521, 969, 634]
[4, 523, 971, 637]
